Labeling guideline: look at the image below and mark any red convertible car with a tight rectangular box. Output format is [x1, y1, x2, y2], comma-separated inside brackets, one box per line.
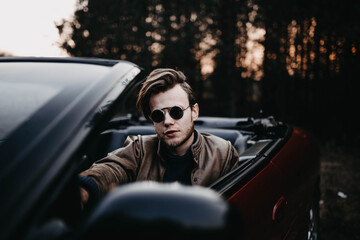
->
[0, 57, 320, 240]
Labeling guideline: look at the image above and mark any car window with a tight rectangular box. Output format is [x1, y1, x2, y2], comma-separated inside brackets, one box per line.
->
[0, 81, 62, 141]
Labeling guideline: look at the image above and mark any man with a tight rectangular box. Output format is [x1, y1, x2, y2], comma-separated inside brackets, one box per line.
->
[79, 68, 239, 207]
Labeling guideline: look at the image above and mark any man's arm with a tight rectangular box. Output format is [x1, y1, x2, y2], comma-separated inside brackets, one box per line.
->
[78, 135, 142, 208]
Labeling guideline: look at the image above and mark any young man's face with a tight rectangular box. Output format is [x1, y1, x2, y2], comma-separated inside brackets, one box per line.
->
[149, 84, 199, 156]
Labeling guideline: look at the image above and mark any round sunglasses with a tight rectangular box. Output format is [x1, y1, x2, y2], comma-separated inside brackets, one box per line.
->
[150, 105, 191, 123]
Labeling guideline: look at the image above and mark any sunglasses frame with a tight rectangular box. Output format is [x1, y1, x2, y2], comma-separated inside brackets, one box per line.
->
[150, 105, 191, 123]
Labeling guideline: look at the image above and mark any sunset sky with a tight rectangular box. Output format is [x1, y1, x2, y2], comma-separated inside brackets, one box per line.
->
[0, 0, 76, 57]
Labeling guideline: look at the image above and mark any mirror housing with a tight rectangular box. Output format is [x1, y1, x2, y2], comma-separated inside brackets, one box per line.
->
[79, 182, 242, 239]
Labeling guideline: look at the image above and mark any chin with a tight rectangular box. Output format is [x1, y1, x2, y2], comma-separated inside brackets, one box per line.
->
[164, 139, 182, 149]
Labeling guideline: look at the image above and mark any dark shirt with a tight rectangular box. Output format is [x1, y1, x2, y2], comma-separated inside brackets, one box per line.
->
[162, 131, 197, 185]
[162, 148, 195, 185]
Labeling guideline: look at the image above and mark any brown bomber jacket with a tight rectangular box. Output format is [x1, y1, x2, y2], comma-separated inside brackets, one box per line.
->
[80, 129, 239, 197]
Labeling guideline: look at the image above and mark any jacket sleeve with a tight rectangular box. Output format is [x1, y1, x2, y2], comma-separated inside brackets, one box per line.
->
[227, 143, 240, 172]
[79, 135, 142, 197]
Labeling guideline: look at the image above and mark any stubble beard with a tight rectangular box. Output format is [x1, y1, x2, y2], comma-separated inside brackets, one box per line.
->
[161, 123, 195, 151]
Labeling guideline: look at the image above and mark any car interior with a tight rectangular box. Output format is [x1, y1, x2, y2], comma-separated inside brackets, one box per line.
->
[95, 125, 251, 160]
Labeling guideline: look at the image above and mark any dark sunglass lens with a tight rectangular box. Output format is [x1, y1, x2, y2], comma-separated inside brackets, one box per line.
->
[170, 106, 184, 120]
[151, 110, 164, 123]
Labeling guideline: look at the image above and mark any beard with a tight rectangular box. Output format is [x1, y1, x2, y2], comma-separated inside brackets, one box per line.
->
[160, 123, 195, 151]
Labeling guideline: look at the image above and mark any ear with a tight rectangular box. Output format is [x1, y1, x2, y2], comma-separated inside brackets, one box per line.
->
[191, 103, 199, 121]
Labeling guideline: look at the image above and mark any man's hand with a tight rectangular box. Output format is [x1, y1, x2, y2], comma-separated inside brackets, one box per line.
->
[80, 187, 90, 210]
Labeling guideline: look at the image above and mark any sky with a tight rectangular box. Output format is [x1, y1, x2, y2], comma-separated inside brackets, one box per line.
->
[0, 0, 77, 57]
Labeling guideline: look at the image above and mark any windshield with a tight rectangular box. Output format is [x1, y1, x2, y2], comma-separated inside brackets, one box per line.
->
[0, 61, 111, 143]
[0, 81, 62, 140]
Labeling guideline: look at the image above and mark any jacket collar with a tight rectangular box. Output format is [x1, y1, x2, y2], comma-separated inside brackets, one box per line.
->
[190, 129, 202, 164]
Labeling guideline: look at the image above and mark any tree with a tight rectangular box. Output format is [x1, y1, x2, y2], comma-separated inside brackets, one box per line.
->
[58, 0, 360, 138]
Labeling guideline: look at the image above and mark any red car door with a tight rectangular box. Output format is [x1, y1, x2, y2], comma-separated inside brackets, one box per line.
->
[227, 127, 320, 239]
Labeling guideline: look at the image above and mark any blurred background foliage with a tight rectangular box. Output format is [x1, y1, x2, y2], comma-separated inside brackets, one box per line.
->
[57, 0, 360, 140]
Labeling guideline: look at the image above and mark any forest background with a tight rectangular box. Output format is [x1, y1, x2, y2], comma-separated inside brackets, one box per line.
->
[55, 0, 360, 238]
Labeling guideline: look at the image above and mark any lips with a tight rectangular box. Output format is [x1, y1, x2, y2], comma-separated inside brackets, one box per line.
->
[164, 130, 179, 137]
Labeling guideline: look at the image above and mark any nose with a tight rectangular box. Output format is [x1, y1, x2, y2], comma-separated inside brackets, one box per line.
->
[163, 111, 175, 125]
